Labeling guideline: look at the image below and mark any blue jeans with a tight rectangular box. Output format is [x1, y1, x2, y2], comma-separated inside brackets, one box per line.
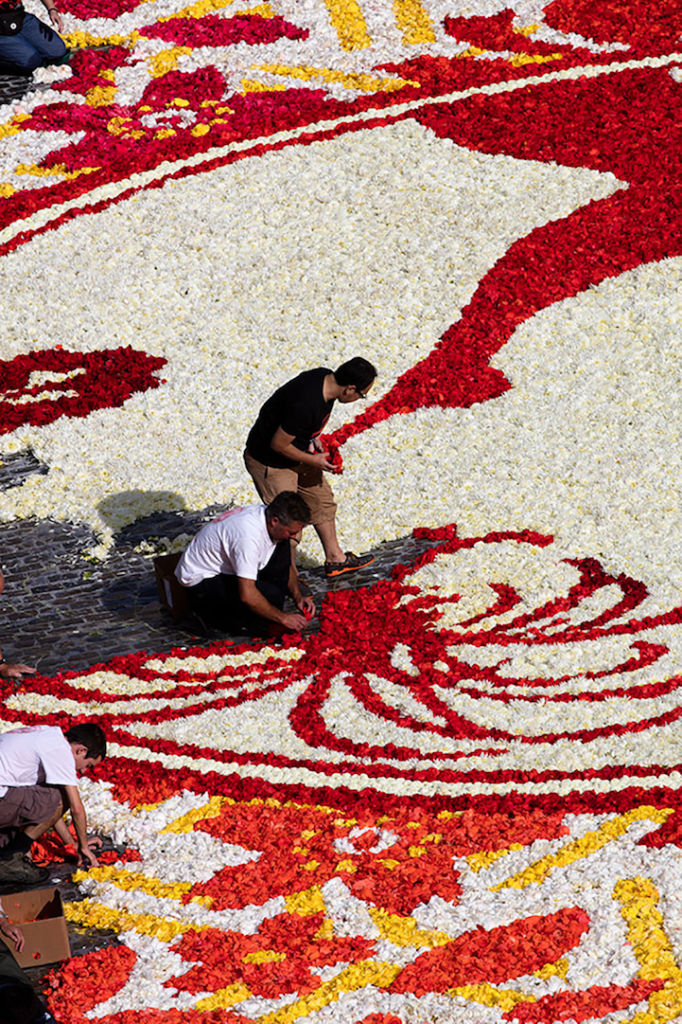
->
[0, 12, 66, 73]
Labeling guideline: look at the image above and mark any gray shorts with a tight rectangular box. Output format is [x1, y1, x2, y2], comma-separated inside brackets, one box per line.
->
[0, 785, 61, 846]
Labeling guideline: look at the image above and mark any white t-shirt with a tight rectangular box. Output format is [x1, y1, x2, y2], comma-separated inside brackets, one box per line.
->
[0, 725, 78, 797]
[175, 505, 277, 587]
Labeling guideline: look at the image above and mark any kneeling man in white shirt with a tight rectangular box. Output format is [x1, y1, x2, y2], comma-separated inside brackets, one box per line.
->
[0, 722, 106, 885]
[176, 491, 315, 634]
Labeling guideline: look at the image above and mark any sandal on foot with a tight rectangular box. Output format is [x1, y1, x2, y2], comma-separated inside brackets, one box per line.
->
[0, 851, 49, 885]
[324, 551, 375, 578]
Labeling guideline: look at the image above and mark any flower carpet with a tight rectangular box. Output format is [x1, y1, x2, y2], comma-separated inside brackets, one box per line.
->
[2, 0, 682, 1021]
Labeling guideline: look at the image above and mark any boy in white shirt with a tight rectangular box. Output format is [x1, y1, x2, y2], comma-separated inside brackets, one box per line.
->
[0, 722, 106, 886]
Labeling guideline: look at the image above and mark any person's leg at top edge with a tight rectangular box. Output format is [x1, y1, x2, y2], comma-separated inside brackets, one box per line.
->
[20, 11, 67, 63]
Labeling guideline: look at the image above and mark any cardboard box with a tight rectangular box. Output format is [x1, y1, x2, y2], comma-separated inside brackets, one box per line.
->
[0, 887, 70, 968]
[154, 551, 189, 621]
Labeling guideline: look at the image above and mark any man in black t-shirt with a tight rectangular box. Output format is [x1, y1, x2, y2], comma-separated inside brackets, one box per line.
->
[244, 357, 377, 578]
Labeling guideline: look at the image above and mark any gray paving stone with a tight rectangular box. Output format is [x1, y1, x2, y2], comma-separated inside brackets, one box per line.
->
[0, 450, 49, 492]
[0, 73, 32, 104]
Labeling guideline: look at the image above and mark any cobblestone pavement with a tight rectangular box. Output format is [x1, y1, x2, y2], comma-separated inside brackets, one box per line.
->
[0, 449, 438, 1003]
[0, 46, 127, 106]
[0, 449, 49, 492]
[0, 449, 435, 677]
[0, 72, 32, 104]
[0, 71, 60, 104]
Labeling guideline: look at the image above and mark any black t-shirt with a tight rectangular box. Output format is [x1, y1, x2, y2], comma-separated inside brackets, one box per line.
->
[246, 367, 334, 468]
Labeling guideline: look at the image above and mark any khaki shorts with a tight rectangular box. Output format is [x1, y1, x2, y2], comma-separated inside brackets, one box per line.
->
[0, 785, 61, 846]
[244, 449, 337, 526]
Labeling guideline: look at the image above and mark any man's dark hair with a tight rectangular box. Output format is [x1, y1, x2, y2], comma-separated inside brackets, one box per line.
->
[65, 723, 107, 760]
[334, 357, 377, 392]
[266, 491, 312, 527]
